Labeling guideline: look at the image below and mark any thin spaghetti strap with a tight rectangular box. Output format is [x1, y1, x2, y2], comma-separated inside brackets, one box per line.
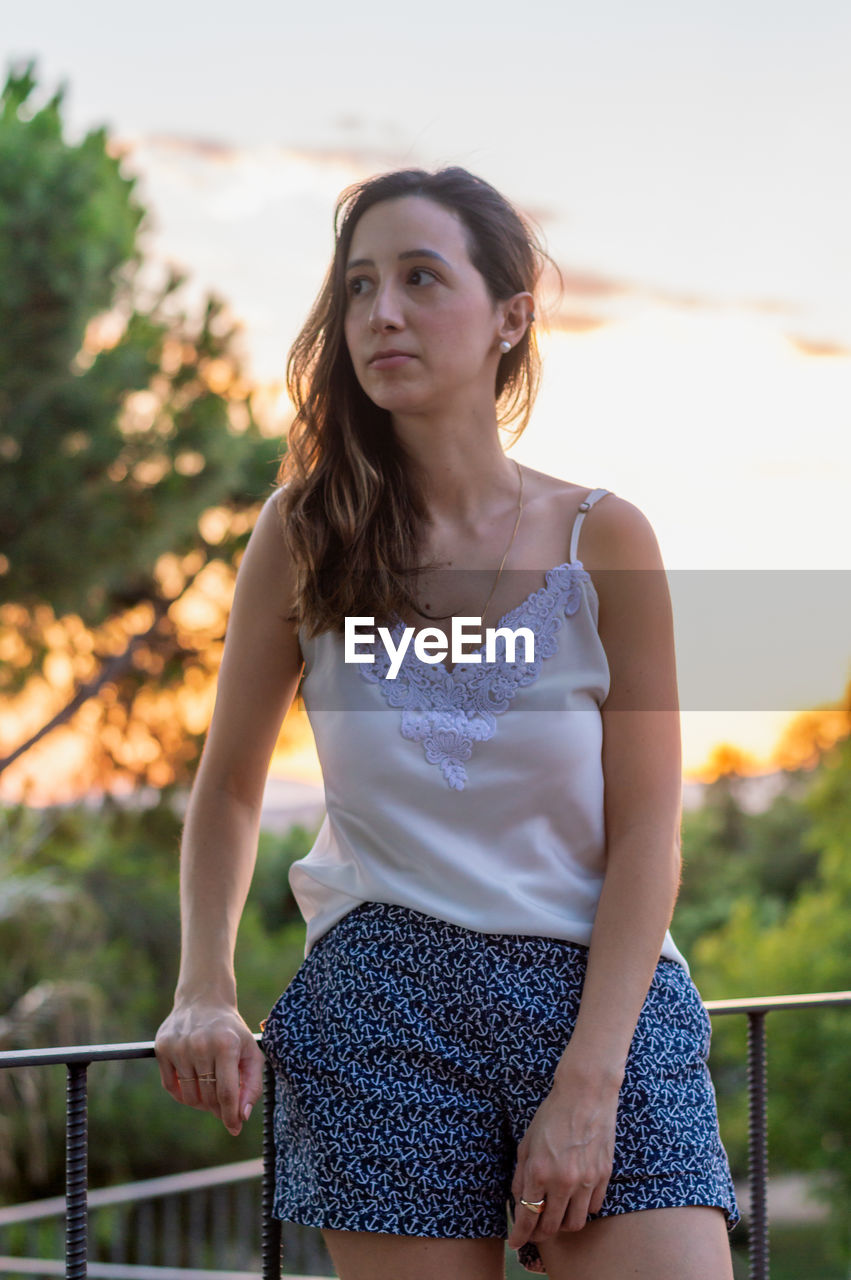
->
[568, 488, 613, 564]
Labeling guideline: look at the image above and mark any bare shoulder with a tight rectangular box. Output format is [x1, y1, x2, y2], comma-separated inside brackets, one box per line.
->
[244, 487, 292, 576]
[233, 487, 302, 646]
[193, 486, 304, 810]
[575, 492, 665, 573]
[578, 493, 679, 719]
[253, 485, 291, 548]
[516, 466, 664, 572]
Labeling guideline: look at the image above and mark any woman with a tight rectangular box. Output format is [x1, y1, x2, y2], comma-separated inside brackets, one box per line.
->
[155, 166, 739, 1279]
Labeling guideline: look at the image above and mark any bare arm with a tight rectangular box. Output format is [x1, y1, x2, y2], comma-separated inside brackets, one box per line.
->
[509, 496, 682, 1246]
[155, 490, 304, 1135]
[555, 497, 682, 1085]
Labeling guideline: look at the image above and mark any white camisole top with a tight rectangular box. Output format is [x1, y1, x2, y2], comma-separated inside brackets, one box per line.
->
[286, 487, 689, 971]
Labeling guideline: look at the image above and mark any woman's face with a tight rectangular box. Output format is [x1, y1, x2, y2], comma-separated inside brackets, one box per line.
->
[343, 195, 506, 418]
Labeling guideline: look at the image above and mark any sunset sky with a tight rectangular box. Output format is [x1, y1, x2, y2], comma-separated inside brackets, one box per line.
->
[3, 0, 850, 785]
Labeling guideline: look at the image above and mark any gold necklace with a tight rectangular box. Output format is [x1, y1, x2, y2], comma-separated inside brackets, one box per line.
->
[414, 458, 524, 627]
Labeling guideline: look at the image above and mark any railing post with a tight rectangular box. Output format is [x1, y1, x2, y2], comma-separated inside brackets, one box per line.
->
[747, 1012, 769, 1280]
[65, 1061, 89, 1280]
[261, 1057, 282, 1280]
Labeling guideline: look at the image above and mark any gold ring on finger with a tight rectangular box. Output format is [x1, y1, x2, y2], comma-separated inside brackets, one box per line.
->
[177, 1075, 195, 1082]
[519, 1197, 546, 1214]
[197, 1073, 217, 1082]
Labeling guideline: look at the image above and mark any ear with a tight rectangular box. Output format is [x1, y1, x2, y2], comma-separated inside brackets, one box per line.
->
[497, 292, 535, 349]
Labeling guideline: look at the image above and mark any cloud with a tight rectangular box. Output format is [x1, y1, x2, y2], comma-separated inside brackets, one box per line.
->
[544, 263, 848, 358]
[785, 333, 851, 358]
[142, 132, 241, 164]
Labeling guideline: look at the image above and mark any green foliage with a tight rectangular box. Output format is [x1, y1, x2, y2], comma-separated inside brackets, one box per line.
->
[0, 63, 143, 399]
[679, 729, 851, 1222]
[673, 770, 817, 957]
[731, 1223, 851, 1280]
[0, 798, 315, 1202]
[0, 59, 287, 790]
[0, 60, 282, 625]
[250, 825, 314, 934]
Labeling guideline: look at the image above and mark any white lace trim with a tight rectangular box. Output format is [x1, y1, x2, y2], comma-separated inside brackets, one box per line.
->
[358, 562, 588, 790]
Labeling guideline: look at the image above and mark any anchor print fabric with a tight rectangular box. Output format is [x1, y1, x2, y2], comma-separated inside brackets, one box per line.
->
[260, 901, 739, 1274]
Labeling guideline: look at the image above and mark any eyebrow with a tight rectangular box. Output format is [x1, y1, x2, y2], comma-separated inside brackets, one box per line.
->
[345, 248, 452, 272]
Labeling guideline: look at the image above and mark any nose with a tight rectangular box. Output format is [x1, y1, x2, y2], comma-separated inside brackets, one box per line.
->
[368, 280, 404, 331]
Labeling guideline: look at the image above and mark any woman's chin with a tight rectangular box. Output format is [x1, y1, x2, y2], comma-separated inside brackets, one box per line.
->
[363, 389, 429, 414]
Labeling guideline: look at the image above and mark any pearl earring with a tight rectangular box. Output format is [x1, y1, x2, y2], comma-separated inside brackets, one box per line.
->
[499, 340, 511, 353]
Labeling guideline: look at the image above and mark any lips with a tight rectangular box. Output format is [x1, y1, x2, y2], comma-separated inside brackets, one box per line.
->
[369, 353, 415, 372]
[369, 349, 414, 364]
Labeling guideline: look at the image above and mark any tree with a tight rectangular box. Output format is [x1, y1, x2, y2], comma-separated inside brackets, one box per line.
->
[0, 60, 288, 794]
[689, 690, 851, 1224]
[674, 756, 819, 959]
[0, 797, 314, 1200]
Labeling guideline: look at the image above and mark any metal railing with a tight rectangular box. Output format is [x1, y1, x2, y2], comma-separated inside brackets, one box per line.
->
[0, 1046, 288, 1280]
[1, 991, 849, 1280]
[700, 991, 850, 1280]
[0, 1157, 330, 1278]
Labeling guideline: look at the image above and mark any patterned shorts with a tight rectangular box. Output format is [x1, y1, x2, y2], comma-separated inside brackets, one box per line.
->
[260, 901, 740, 1274]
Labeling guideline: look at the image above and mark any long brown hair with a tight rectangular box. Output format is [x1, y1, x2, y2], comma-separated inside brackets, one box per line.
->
[275, 165, 558, 639]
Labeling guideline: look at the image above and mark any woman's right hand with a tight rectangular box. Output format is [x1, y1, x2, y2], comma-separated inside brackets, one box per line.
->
[155, 1000, 266, 1136]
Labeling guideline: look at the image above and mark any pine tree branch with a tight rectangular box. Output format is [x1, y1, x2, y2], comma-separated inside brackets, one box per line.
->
[0, 600, 172, 776]
[0, 539, 238, 778]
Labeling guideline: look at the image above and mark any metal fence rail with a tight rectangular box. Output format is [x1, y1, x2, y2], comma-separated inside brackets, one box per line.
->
[0, 1158, 270, 1274]
[1, 992, 849, 1280]
[0, 1049, 299, 1280]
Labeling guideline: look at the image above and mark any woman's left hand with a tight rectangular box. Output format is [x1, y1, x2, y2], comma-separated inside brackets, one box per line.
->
[507, 1067, 620, 1250]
